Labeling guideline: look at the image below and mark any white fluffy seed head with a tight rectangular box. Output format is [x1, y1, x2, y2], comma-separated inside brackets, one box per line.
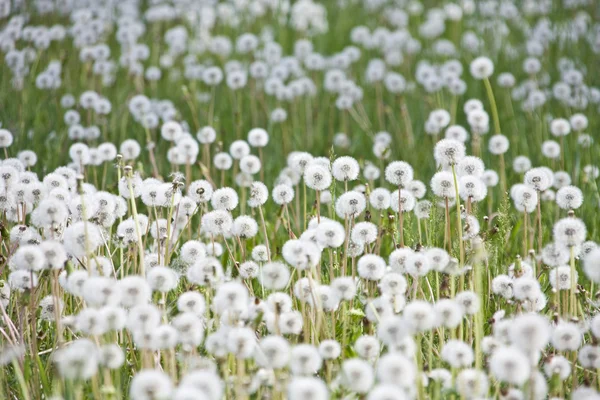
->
[369, 188, 391, 210]
[335, 191, 366, 218]
[469, 56, 494, 79]
[272, 184, 294, 205]
[197, 126, 217, 144]
[583, 248, 600, 283]
[441, 339, 474, 368]
[357, 254, 386, 281]
[390, 189, 415, 213]
[541, 140, 561, 159]
[553, 217, 586, 248]
[434, 139, 465, 167]
[445, 125, 469, 142]
[556, 185, 583, 210]
[232, 215, 258, 238]
[260, 262, 290, 290]
[287, 377, 328, 400]
[239, 154, 261, 175]
[248, 181, 268, 207]
[304, 164, 332, 191]
[188, 180, 213, 203]
[384, 161, 413, 187]
[213, 152, 233, 170]
[247, 128, 269, 147]
[489, 346, 531, 385]
[332, 156, 360, 182]
[488, 134, 509, 155]
[129, 369, 172, 400]
[570, 113, 588, 131]
[340, 358, 374, 394]
[550, 118, 571, 137]
[211, 187, 239, 211]
[160, 121, 183, 141]
[524, 167, 553, 191]
[430, 171, 456, 199]
[177, 291, 206, 315]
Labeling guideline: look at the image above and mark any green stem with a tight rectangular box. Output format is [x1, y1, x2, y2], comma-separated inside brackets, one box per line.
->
[483, 77, 501, 135]
[11, 360, 30, 400]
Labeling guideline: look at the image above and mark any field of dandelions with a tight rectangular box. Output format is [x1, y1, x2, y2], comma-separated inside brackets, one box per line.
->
[1, 0, 600, 399]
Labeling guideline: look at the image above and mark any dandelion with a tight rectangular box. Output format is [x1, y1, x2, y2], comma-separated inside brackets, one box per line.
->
[304, 164, 332, 191]
[470, 57, 494, 79]
[543, 355, 571, 380]
[201, 210, 233, 237]
[375, 352, 416, 389]
[578, 345, 600, 369]
[288, 377, 328, 400]
[272, 184, 295, 205]
[456, 369, 489, 399]
[404, 300, 435, 333]
[431, 171, 456, 198]
[489, 346, 530, 385]
[541, 140, 561, 159]
[54, 339, 99, 381]
[549, 266, 576, 291]
[553, 217, 586, 248]
[118, 276, 151, 308]
[99, 344, 125, 370]
[441, 340, 474, 368]
[336, 191, 366, 218]
[129, 369, 173, 400]
[491, 275, 514, 299]
[10, 245, 46, 271]
[405, 252, 432, 277]
[509, 313, 551, 354]
[146, 266, 178, 292]
[583, 248, 600, 282]
[62, 221, 104, 259]
[455, 291, 480, 315]
[332, 156, 360, 182]
[550, 118, 571, 137]
[232, 215, 258, 239]
[260, 262, 291, 290]
[340, 358, 374, 394]
[351, 222, 378, 245]
[357, 254, 386, 281]
[316, 220, 345, 248]
[525, 167, 553, 192]
[282, 239, 321, 271]
[556, 185, 583, 210]
[290, 344, 322, 375]
[384, 161, 413, 187]
[256, 335, 290, 369]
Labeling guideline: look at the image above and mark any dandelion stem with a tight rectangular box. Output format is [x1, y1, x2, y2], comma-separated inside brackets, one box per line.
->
[126, 171, 145, 277]
[483, 77, 501, 135]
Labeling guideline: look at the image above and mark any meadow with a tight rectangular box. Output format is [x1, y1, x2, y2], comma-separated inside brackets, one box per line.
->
[1, 0, 600, 399]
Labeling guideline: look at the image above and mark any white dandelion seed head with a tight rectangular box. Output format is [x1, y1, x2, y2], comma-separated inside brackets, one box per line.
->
[553, 217, 586, 248]
[335, 191, 367, 218]
[469, 56, 494, 79]
[550, 118, 571, 137]
[211, 187, 239, 211]
[304, 164, 332, 191]
[384, 161, 414, 187]
[489, 346, 531, 386]
[431, 171, 456, 199]
[434, 139, 465, 168]
[556, 185, 583, 210]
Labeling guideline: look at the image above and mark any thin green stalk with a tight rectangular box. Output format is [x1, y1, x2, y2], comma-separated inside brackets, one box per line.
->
[11, 359, 30, 400]
[483, 77, 501, 135]
[126, 170, 146, 277]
